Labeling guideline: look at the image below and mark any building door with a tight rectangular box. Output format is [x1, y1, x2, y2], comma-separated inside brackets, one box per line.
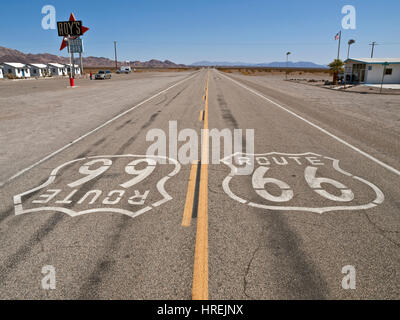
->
[360, 69, 365, 83]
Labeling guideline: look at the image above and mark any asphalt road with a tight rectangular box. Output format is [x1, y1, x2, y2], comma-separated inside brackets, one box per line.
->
[0, 69, 399, 299]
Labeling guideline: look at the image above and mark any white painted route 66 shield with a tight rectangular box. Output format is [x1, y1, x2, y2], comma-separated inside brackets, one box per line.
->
[13, 155, 181, 218]
[221, 152, 384, 214]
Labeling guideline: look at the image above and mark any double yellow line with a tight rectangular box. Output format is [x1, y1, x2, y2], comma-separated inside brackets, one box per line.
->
[181, 71, 209, 300]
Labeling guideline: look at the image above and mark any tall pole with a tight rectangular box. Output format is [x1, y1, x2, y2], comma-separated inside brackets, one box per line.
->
[79, 52, 84, 75]
[369, 41, 377, 58]
[337, 31, 342, 60]
[114, 41, 118, 70]
[68, 37, 72, 78]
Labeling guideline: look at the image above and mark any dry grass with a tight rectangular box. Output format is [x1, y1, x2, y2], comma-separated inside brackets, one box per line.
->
[217, 67, 330, 75]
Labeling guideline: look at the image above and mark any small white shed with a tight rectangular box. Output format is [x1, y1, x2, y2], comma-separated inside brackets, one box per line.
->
[28, 63, 48, 77]
[48, 63, 67, 76]
[65, 64, 81, 76]
[2, 62, 31, 78]
[344, 58, 400, 84]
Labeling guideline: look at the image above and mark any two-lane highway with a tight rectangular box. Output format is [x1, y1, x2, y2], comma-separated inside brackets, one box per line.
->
[0, 69, 399, 299]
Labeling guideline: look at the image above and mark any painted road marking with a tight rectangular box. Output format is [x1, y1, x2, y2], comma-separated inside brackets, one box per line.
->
[192, 71, 209, 300]
[221, 152, 384, 214]
[182, 161, 199, 227]
[218, 71, 400, 177]
[0, 72, 198, 188]
[13, 155, 181, 218]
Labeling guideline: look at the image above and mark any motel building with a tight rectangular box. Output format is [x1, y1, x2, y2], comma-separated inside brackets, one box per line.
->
[344, 58, 400, 84]
[2, 62, 31, 78]
[65, 64, 81, 76]
[48, 63, 67, 76]
[28, 63, 48, 77]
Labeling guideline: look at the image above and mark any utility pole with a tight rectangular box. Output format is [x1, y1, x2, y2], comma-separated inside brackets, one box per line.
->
[369, 42, 378, 58]
[114, 41, 118, 70]
[286, 52, 291, 80]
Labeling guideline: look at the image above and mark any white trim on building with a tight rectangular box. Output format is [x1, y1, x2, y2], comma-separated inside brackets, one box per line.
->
[344, 58, 400, 84]
[2, 62, 31, 78]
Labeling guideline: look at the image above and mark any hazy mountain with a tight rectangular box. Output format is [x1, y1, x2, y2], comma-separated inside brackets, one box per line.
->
[0, 46, 185, 68]
[191, 60, 328, 68]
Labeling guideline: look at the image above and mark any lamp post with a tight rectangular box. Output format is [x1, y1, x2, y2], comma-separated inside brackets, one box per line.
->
[286, 52, 291, 80]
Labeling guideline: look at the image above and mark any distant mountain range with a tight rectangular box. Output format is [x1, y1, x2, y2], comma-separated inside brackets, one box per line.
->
[191, 61, 328, 68]
[0, 46, 185, 68]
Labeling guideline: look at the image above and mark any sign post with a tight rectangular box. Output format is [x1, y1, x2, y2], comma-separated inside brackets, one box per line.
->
[57, 13, 89, 87]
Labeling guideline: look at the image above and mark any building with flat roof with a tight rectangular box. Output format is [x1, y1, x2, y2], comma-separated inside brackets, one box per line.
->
[344, 58, 400, 84]
[2, 62, 31, 78]
[28, 63, 48, 77]
[48, 63, 67, 76]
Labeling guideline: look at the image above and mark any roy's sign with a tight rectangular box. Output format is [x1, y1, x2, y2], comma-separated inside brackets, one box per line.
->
[57, 20, 83, 37]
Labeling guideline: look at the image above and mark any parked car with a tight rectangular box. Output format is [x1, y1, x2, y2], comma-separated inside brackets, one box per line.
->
[95, 70, 112, 80]
[116, 66, 132, 74]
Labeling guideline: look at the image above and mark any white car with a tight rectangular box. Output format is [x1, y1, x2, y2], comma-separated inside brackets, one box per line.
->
[116, 66, 132, 74]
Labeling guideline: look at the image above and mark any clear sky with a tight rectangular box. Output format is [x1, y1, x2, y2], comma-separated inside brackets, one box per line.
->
[1, 0, 399, 65]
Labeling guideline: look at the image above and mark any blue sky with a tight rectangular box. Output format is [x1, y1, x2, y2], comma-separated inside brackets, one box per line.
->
[1, 0, 399, 64]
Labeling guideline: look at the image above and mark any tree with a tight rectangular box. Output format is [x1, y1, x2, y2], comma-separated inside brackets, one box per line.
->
[329, 59, 344, 85]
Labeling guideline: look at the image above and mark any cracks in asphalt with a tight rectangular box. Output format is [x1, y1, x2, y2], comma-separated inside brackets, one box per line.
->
[363, 212, 400, 249]
[243, 244, 262, 299]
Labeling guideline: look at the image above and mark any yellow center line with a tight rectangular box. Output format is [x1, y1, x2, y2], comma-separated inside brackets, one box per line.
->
[199, 110, 204, 121]
[192, 71, 209, 300]
[182, 161, 199, 227]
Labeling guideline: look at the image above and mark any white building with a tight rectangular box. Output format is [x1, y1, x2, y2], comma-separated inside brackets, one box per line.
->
[65, 64, 81, 76]
[28, 63, 48, 77]
[0, 66, 3, 79]
[344, 58, 400, 84]
[2, 62, 31, 78]
[48, 63, 67, 76]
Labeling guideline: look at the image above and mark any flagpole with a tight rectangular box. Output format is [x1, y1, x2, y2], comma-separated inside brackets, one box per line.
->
[337, 31, 341, 60]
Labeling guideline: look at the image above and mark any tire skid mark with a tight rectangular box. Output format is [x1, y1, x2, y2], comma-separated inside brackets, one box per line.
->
[0, 213, 64, 284]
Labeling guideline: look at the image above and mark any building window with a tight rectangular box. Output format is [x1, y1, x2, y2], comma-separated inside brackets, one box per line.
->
[368, 66, 372, 71]
[385, 68, 393, 75]
[8, 69, 12, 73]
[33, 70, 37, 74]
